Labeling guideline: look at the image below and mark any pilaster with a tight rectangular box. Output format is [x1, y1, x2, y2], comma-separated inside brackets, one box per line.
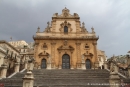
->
[70, 52, 74, 69]
[93, 42, 99, 69]
[76, 42, 81, 69]
[51, 42, 56, 69]
[58, 52, 62, 69]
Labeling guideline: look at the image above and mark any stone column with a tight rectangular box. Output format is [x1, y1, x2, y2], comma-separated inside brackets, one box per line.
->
[109, 72, 121, 87]
[71, 52, 74, 69]
[93, 42, 99, 69]
[0, 64, 7, 78]
[51, 42, 56, 69]
[15, 62, 20, 73]
[76, 42, 81, 69]
[58, 52, 62, 69]
[22, 71, 34, 87]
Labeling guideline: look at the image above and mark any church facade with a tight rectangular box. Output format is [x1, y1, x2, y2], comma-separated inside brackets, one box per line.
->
[33, 8, 99, 69]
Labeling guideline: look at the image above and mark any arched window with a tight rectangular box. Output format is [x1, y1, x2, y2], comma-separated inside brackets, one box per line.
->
[64, 26, 68, 33]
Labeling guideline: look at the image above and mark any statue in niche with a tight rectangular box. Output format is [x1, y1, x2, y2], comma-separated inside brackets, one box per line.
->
[82, 54, 85, 63]
[48, 54, 51, 64]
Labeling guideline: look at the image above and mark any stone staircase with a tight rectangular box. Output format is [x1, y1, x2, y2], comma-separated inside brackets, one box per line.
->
[0, 69, 110, 87]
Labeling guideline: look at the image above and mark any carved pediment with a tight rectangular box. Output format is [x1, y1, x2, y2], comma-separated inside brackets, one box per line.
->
[84, 52, 93, 57]
[58, 45, 74, 50]
[38, 51, 49, 56]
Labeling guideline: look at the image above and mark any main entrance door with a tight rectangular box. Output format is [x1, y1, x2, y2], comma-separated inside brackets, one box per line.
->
[62, 54, 70, 69]
[86, 59, 91, 69]
[41, 59, 46, 69]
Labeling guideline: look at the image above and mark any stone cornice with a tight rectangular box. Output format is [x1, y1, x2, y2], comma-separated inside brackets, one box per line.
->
[52, 17, 80, 19]
[33, 35, 99, 40]
[0, 49, 6, 55]
[0, 40, 20, 53]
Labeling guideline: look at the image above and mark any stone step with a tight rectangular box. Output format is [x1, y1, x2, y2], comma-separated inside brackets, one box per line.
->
[0, 69, 110, 87]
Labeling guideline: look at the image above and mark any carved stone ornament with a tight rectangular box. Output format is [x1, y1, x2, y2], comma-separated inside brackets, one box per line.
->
[38, 51, 49, 57]
[59, 20, 72, 32]
[41, 43, 48, 50]
[57, 40, 74, 52]
[83, 52, 93, 58]
[62, 7, 69, 17]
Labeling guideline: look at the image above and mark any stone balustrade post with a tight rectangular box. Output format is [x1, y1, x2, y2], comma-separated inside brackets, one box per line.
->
[15, 62, 20, 73]
[114, 65, 119, 73]
[109, 72, 121, 87]
[104, 61, 108, 69]
[22, 71, 34, 87]
[0, 64, 7, 78]
[128, 66, 130, 78]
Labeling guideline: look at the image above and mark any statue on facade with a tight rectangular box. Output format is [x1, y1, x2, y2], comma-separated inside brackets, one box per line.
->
[44, 22, 51, 32]
[91, 27, 95, 34]
[81, 54, 85, 63]
[48, 54, 51, 64]
[37, 27, 40, 33]
[81, 22, 88, 32]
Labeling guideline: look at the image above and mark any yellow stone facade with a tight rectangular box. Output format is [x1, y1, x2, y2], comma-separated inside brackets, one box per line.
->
[33, 8, 99, 69]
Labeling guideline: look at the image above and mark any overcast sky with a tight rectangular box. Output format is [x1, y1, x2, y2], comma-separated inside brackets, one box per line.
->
[0, 0, 130, 57]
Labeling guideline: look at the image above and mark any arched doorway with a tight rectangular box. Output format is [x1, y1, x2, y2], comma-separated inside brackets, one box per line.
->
[41, 59, 46, 69]
[62, 54, 70, 69]
[86, 59, 91, 69]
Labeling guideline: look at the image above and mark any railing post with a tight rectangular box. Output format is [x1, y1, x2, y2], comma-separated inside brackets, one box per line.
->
[109, 62, 121, 87]
[104, 61, 108, 69]
[128, 66, 130, 78]
[22, 71, 34, 87]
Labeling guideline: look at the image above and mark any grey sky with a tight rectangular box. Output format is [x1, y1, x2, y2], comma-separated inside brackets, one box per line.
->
[0, 0, 130, 57]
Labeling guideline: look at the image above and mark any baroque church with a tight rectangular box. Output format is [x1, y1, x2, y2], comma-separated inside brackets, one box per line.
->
[33, 7, 100, 69]
[1, 8, 130, 87]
